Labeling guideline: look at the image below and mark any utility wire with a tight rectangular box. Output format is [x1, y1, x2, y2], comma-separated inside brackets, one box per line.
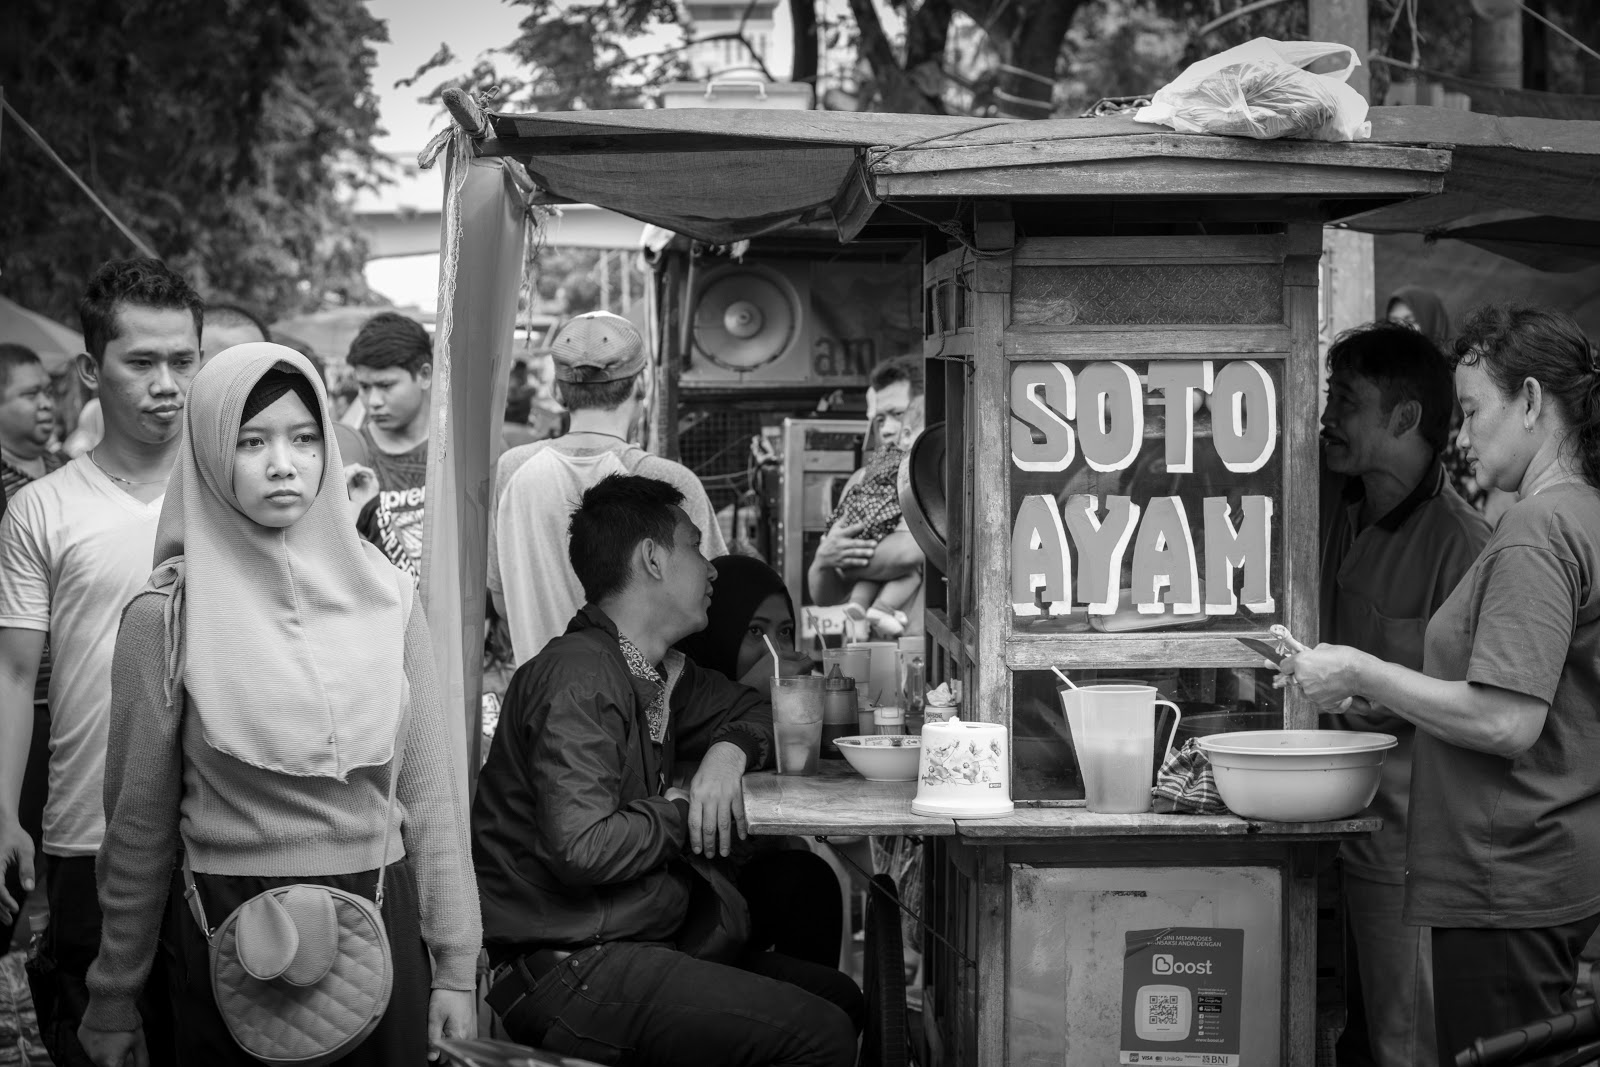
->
[1, 96, 160, 260]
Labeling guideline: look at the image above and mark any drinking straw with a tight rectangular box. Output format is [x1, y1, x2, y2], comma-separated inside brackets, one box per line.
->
[1051, 666, 1079, 690]
[762, 633, 782, 679]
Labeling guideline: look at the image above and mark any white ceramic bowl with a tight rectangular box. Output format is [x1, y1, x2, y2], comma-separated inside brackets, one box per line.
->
[833, 735, 921, 782]
[1197, 730, 1397, 822]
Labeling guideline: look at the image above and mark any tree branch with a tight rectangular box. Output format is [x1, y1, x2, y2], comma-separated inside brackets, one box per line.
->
[849, 0, 947, 112]
[789, 0, 819, 83]
[905, 0, 955, 69]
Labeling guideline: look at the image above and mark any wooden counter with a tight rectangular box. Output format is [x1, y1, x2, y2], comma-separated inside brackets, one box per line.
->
[953, 806, 1379, 840]
[742, 763, 956, 836]
[742, 766, 1377, 842]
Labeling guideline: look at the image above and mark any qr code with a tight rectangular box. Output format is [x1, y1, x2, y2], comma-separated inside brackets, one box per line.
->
[1147, 994, 1181, 1027]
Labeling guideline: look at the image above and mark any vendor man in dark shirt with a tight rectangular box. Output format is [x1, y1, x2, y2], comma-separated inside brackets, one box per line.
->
[1318, 322, 1490, 1067]
[473, 473, 860, 1067]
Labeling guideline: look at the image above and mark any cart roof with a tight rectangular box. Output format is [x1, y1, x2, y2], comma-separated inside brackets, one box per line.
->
[475, 106, 1600, 261]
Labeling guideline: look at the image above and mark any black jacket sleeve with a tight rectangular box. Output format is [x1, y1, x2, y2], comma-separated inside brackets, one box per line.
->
[670, 658, 775, 771]
[521, 654, 689, 888]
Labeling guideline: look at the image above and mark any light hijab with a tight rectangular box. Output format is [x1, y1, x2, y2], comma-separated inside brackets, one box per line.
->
[150, 343, 410, 780]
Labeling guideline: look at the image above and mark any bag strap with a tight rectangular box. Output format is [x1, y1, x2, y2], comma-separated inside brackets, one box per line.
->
[183, 573, 418, 939]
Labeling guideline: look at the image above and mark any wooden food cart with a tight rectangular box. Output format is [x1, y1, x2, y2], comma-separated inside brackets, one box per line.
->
[420, 100, 1600, 1066]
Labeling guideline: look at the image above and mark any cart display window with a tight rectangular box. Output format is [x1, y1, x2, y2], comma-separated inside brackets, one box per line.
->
[1008, 358, 1285, 635]
[1010, 667, 1286, 801]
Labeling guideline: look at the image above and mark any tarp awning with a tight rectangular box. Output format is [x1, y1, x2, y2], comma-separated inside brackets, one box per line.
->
[476, 106, 1600, 251]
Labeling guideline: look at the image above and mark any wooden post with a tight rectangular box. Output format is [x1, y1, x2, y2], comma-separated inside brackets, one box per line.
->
[1310, 0, 1375, 412]
[1308, 0, 1369, 99]
[1471, 2, 1523, 89]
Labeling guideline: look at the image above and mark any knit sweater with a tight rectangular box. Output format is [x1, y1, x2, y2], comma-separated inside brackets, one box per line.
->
[83, 590, 481, 1032]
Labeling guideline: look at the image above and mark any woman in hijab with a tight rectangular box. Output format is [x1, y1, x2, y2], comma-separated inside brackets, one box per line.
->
[676, 554, 815, 688]
[1386, 286, 1450, 349]
[676, 555, 849, 970]
[1388, 287, 1489, 512]
[77, 345, 478, 1066]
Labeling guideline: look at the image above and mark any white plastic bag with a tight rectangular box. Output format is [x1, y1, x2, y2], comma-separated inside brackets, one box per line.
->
[1135, 38, 1371, 142]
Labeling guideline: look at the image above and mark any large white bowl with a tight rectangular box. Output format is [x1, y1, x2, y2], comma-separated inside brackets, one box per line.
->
[1197, 730, 1397, 822]
[833, 735, 921, 782]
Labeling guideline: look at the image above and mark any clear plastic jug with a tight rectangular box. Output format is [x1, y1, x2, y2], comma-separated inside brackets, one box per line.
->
[1059, 684, 1182, 814]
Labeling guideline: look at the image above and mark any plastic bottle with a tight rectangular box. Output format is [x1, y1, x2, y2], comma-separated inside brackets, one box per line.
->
[874, 704, 907, 736]
[821, 666, 858, 757]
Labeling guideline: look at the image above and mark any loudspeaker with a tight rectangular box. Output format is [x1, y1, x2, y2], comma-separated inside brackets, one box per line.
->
[681, 257, 919, 389]
[690, 263, 803, 376]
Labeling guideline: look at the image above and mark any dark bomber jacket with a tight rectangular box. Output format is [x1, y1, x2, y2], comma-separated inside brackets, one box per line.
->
[473, 605, 774, 959]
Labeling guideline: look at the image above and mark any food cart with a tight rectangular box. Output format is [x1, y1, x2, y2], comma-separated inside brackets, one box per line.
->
[419, 98, 1600, 1065]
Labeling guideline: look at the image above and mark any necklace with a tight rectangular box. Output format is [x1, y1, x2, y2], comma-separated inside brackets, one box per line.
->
[568, 430, 632, 445]
[89, 449, 170, 487]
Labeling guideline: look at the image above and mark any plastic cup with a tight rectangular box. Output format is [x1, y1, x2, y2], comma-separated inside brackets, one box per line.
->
[848, 640, 899, 706]
[771, 676, 825, 776]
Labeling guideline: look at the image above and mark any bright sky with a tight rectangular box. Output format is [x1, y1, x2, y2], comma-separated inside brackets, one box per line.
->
[359, 0, 872, 308]
[367, 0, 527, 157]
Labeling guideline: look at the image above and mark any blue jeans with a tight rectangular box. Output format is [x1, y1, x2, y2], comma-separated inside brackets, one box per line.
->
[498, 941, 861, 1067]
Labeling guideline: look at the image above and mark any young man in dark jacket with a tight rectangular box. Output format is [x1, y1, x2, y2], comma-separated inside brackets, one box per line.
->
[473, 474, 860, 1067]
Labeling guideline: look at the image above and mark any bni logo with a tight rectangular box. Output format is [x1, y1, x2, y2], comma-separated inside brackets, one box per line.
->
[1152, 953, 1174, 974]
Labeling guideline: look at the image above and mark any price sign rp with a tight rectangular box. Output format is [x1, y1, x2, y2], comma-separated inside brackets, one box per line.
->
[1009, 360, 1277, 618]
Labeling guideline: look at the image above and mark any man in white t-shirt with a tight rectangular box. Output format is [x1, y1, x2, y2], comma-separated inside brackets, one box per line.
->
[0, 257, 201, 1063]
[489, 311, 726, 665]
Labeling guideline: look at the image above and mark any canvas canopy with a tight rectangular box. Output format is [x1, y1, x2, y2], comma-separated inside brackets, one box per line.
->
[473, 106, 1600, 267]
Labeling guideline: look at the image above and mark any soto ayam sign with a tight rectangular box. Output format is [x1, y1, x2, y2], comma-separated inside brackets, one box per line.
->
[1009, 359, 1277, 619]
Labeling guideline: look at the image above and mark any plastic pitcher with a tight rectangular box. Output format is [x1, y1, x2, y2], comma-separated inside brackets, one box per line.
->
[1059, 684, 1182, 814]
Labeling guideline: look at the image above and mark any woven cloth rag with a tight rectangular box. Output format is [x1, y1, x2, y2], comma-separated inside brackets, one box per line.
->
[1151, 739, 1228, 814]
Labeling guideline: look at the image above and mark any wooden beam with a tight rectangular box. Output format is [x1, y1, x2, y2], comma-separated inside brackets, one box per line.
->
[1006, 632, 1287, 670]
[476, 133, 835, 157]
[1011, 233, 1287, 264]
[875, 157, 1445, 201]
[1004, 324, 1291, 358]
[1282, 220, 1323, 731]
[872, 133, 1447, 176]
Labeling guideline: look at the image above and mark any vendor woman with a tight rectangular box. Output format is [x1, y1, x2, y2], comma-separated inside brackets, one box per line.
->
[1280, 306, 1600, 1063]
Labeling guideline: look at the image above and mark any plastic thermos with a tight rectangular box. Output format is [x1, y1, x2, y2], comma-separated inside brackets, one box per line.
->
[821, 666, 857, 757]
[874, 705, 907, 736]
[899, 651, 926, 734]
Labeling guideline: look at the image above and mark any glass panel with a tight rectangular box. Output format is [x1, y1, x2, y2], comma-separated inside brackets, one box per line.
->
[1008, 358, 1284, 635]
[1011, 667, 1285, 802]
[1011, 263, 1282, 326]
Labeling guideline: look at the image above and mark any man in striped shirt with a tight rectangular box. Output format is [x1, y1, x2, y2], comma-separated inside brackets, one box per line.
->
[0, 343, 64, 951]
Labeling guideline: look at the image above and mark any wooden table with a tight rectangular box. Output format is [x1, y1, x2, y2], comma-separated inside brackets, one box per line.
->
[742, 762, 955, 836]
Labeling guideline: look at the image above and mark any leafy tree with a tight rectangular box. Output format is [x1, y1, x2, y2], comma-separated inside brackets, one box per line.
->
[0, 0, 387, 324]
[430, 0, 1080, 118]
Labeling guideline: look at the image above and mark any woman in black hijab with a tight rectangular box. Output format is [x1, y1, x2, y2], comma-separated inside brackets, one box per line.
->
[677, 554, 814, 686]
[677, 555, 847, 972]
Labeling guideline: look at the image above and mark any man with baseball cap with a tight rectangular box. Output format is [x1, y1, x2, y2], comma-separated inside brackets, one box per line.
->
[490, 311, 727, 664]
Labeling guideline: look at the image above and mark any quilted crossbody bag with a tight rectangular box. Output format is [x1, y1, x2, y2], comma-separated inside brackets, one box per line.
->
[180, 583, 416, 1066]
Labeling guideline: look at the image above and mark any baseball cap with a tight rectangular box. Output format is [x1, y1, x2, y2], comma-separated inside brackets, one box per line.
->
[550, 311, 647, 383]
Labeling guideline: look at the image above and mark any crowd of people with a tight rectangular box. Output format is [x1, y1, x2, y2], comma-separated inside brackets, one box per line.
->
[0, 257, 922, 1067]
[2, 250, 1598, 1067]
